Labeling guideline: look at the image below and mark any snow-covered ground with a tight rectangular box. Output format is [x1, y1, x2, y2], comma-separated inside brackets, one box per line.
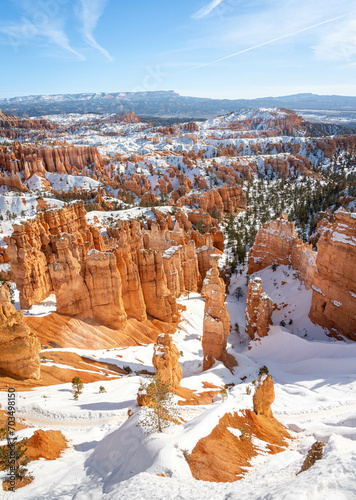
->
[0, 268, 355, 499]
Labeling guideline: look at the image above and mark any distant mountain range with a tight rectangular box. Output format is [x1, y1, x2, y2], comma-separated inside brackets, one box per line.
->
[1, 91, 356, 122]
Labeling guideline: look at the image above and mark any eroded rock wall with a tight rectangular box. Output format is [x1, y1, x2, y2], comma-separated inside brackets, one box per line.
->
[8, 203, 226, 328]
[309, 210, 356, 339]
[0, 286, 41, 379]
[248, 213, 316, 287]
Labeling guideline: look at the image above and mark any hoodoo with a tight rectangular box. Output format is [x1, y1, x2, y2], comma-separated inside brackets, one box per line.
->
[202, 254, 235, 370]
[245, 277, 273, 339]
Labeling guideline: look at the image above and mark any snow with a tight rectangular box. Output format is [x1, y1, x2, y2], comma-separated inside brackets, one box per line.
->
[45, 173, 100, 192]
[332, 231, 356, 247]
[0, 264, 354, 499]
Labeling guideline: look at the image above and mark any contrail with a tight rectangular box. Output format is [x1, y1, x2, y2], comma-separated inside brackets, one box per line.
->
[182, 12, 353, 73]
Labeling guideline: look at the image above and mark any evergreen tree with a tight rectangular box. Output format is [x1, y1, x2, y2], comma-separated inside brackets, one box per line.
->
[138, 373, 179, 433]
[0, 421, 32, 486]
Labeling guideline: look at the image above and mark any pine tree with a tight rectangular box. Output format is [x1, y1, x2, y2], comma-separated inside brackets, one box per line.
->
[72, 376, 84, 400]
[0, 421, 33, 487]
[138, 373, 179, 433]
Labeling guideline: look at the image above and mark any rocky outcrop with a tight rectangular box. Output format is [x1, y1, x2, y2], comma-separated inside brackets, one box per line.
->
[7, 203, 226, 332]
[245, 278, 273, 339]
[0, 143, 103, 184]
[202, 254, 235, 370]
[309, 210, 356, 340]
[0, 286, 41, 379]
[137, 249, 179, 323]
[176, 186, 247, 213]
[0, 109, 58, 131]
[26, 429, 68, 461]
[248, 213, 316, 287]
[152, 333, 182, 388]
[7, 203, 95, 309]
[298, 442, 325, 474]
[253, 374, 275, 418]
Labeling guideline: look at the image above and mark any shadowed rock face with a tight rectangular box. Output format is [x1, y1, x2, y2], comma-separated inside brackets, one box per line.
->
[202, 254, 235, 371]
[0, 286, 41, 380]
[245, 277, 273, 339]
[309, 210, 356, 340]
[152, 333, 182, 389]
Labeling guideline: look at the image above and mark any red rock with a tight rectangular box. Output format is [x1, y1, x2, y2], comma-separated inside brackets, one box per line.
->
[152, 333, 182, 388]
[202, 254, 235, 370]
[253, 374, 275, 418]
[0, 285, 41, 379]
[248, 213, 316, 288]
[245, 278, 273, 339]
[309, 210, 356, 339]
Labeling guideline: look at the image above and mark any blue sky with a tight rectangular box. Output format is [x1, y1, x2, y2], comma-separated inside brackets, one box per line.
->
[0, 0, 355, 99]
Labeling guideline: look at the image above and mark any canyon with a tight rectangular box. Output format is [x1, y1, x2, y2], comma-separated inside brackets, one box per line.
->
[0, 105, 354, 498]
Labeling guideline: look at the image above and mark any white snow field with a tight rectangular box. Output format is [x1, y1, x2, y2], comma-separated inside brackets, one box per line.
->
[0, 268, 355, 500]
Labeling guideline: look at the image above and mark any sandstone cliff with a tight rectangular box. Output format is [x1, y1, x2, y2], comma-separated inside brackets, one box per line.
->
[176, 186, 247, 213]
[309, 210, 356, 340]
[248, 213, 316, 287]
[7, 204, 228, 332]
[0, 143, 103, 190]
[0, 286, 41, 379]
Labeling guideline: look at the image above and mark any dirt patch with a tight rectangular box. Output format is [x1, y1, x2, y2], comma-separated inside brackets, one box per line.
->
[2, 476, 33, 491]
[26, 429, 68, 461]
[177, 382, 222, 406]
[187, 410, 291, 482]
[0, 351, 127, 391]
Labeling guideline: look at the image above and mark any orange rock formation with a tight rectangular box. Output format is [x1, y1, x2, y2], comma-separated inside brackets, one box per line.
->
[253, 374, 275, 418]
[7, 204, 227, 347]
[0, 285, 41, 379]
[152, 333, 182, 388]
[176, 186, 247, 213]
[245, 278, 273, 339]
[309, 210, 356, 340]
[202, 254, 235, 370]
[248, 213, 316, 287]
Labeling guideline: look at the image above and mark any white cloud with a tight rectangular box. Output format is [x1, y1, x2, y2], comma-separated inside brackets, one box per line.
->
[192, 0, 225, 19]
[77, 0, 113, 62]
[0, 0, 85, 60]
[313, 17, 356, 62]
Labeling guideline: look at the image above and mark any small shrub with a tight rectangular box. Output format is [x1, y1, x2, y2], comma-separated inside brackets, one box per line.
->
[251, 379, 256, 385]
[181, 449, 191, 462]
[72, 376, 83, 393]
[258, 365, 269, 377]
[123, 365, 132, 374]
[279, 320, 286, 327]
[239, 427, 249, 440]
[220, 388, 228, 401]
[179, 351, 184, 357]
[246, 385, 251, 395]
[72, 376, 83, 400]
[99, 386, 106, 393]
[289, 319, 293, 325]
